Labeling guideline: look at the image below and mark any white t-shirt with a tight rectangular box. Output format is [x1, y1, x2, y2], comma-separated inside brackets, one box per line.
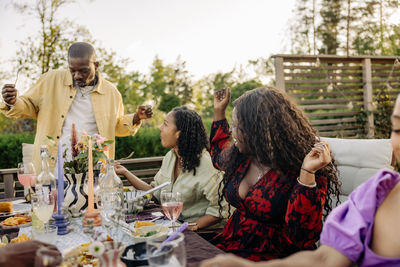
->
[60, 84, 98, 162]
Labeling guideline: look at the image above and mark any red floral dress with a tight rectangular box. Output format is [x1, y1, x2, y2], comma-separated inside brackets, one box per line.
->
[210, 119, 327, 261]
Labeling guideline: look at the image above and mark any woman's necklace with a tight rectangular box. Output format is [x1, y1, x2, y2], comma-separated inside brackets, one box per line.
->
[255, 161, 270, 180]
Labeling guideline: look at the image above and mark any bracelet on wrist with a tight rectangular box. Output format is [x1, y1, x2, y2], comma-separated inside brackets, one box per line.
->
[297, 177, 317, 188]
[301, 167, 315, 174]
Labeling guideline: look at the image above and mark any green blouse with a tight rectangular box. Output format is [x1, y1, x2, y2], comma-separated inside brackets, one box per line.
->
[152, 149, 229, 229]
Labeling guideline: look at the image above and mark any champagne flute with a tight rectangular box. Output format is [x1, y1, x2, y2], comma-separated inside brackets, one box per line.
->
[160, 191, 183, 232]
[17, 162, 36, 192]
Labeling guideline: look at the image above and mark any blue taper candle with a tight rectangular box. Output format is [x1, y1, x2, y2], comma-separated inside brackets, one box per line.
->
[58, 141, 64, 215]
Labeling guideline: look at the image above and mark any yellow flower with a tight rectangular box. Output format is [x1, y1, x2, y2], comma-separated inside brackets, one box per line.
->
[75, 140, 87, 151]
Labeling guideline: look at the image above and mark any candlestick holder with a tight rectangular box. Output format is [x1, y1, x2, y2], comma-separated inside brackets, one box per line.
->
[83, 209, 102, 227]
[52, 213, 70, 235]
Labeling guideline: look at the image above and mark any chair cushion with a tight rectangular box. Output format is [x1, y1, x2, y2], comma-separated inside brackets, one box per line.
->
[320, 137, 393, 197]
[22, 143, 34, 165]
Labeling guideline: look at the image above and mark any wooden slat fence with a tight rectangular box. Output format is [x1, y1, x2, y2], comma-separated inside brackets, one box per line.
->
[0, 156, 164, 199]
[273, 55, 400, 138]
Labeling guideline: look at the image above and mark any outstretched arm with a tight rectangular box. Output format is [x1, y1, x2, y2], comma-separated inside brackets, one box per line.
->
[200, 245, 352, 267]
[114, 163, 152, 191]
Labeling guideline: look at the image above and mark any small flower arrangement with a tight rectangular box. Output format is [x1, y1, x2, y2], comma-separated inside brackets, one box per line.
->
[63, 123, 113, 174]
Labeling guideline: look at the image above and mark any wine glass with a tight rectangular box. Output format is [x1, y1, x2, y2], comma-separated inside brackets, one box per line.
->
[160, 191, 183, 231]
[17, 162, 36, 191]
[31, 188, 55, 226]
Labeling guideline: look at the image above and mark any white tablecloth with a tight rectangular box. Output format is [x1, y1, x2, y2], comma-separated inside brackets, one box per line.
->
[19, 217, 172, 252]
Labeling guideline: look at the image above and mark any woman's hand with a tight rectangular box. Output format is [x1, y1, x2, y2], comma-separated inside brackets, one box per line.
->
[302, 141, 332, 173]
[114, 162, 128, 176]
[214, 87, 230, 121]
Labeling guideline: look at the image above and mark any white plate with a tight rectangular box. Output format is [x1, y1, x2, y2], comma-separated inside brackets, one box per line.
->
[131, 225, 169, 243]
[0, 221, 32, 229]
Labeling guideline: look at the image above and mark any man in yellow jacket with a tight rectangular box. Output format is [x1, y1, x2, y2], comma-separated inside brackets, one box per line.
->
[1, 42, 152, 172]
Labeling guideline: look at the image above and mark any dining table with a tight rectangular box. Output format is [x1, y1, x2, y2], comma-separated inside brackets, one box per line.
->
[0, 197, 224, 267]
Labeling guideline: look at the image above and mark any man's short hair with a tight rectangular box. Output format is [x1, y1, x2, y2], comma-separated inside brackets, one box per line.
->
[68, 42, 96, 60]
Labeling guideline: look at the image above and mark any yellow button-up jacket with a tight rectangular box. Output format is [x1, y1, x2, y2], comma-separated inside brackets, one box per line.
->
[0, 69, 141, 172]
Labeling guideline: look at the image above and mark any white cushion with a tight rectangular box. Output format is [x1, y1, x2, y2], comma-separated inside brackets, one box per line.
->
[320, 137, 393, 198]
[22, 143, 34, 165]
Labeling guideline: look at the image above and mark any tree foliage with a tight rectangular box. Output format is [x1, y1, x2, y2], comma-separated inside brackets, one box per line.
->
[290, 0, 400, 55]
[158, 94, 182, 113]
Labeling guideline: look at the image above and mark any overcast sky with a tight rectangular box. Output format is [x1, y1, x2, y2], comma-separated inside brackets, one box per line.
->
[0, 0, 296, 82]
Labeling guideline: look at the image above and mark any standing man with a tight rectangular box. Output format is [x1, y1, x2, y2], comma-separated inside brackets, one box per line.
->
[1, 42, 152, 172]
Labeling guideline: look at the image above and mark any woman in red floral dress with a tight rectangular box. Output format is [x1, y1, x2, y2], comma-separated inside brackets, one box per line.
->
[210, 87, 341, 261]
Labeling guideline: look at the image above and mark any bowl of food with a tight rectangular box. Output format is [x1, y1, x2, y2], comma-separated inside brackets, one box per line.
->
[121, 242, 148, 267]
[124, 190, 152, 214]
[131, 225, 168, 243]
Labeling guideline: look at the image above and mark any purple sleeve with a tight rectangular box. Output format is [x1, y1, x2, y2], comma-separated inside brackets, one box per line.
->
[320, 169, 400, 263]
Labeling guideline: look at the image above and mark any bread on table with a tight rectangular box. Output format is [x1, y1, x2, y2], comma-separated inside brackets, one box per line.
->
[0, 202, 13, 213]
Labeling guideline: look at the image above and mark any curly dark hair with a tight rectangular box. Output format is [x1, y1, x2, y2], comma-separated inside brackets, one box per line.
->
[172, 106, 209, 176]
[217, 87, 341, 218]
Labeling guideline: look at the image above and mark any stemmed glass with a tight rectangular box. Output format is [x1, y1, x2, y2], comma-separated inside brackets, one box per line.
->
[17, 162, 36, 192]
[32, 187, 55, 226]
[160, 191, 183, 232]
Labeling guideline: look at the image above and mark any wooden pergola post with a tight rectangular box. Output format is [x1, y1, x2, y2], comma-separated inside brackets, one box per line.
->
[274, 56, 285, 92]
[362, 58, 375, 138]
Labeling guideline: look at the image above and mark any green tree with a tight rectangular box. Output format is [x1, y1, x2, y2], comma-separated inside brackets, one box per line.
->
[230, 80, 264, 103]
[147, 57, 168, 103]
[116, 71, 147, 113]
[317, 0, 342, 54]
[352, 0, 400, 55]
[147, 56, 193, 106]
[289, 0, 317, 54]
[158, 94, 182, 113]
[196, 71, 236, 119]
[12, 0, 93, 79]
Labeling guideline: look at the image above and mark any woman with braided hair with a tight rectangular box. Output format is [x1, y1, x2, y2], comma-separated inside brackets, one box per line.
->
[209, 87, 341, 261]
[116, 106, 228, 230]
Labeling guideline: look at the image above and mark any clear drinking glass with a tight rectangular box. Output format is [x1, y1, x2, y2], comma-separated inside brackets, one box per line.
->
[96, 190, 123, 239]
[17, 162, 36, 190]
[31, 224, 57, 245]
[161, 191, 183, 231]
[31, 189, 55, 226]
[146, 232, 186, 267]
[34, 245, 61, 267]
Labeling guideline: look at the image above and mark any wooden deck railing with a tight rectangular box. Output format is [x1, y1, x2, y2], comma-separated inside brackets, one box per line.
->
[273, 54, 400, 138]
[0, 156, 164, 199]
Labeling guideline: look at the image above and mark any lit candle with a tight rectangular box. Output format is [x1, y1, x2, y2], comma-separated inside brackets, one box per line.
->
[88, 136, 94, 212]
[57, 141, 64, 215]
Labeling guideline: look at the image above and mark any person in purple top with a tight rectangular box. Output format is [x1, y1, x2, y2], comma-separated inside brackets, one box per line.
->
[201, 96, 400, 267]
